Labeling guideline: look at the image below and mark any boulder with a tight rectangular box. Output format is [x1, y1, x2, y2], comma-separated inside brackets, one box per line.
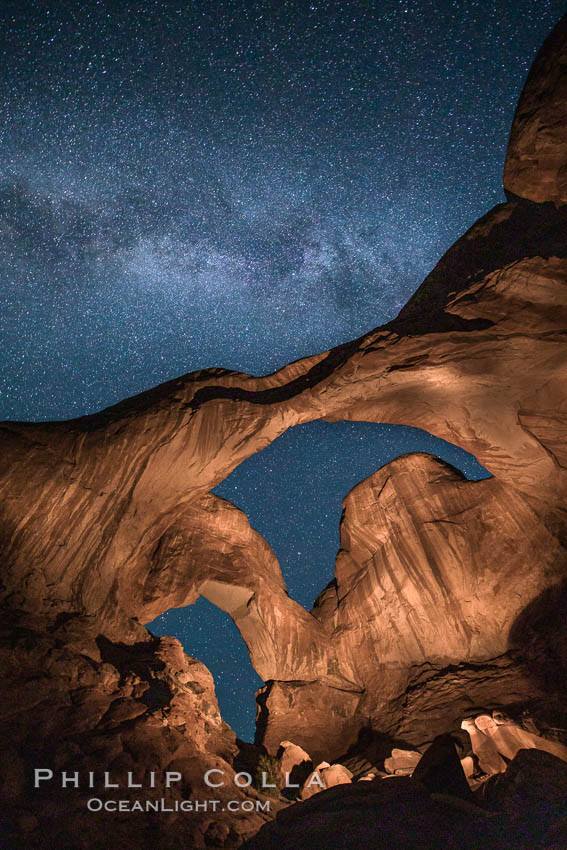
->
[276, 740, 313, 790]
[321, 764, 353, 787]
[300, 762, 352, 800]
[412, 735, 473, 802]
[384, 748, 422, 775]
[491, 712, 567, 763]
[461, 718, 507, 776]
[474, 714, 565, 763]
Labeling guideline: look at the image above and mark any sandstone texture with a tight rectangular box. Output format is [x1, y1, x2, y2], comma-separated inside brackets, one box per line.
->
[299, 762, 352, 800]
[0, 612, 276, 849]
[384, 748, 422, 775]
[1, 12, 567, 850]
[504, 15, 567, 204]
[276, 740, 312, 791]
[481, 748, 567, 843]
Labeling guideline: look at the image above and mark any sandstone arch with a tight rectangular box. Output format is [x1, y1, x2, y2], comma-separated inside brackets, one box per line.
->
[1, 13, 567, 847]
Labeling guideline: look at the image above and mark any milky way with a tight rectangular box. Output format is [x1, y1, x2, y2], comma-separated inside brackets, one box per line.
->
[1, 1, 563, 740]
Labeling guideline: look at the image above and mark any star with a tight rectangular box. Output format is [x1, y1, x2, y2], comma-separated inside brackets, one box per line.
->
[1, 0, 563, 740]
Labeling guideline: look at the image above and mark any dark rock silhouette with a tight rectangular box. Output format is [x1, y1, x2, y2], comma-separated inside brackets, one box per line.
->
[242, 779, 517, 850]
[412, 734, 473, 801]
[481, 749, 567, 846]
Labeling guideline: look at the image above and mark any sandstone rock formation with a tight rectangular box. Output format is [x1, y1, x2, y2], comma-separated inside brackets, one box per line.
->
[461, 718, 507, 777]
[0, 611, 276, 849]
[299, 762, 352, 800]
[504, 14, 567, 205]
[474, 713, 567, 763]
[384, 748, 422, 776]
[245, 740, 567, 849]
[481, 749, 567, 844]
[276, 741, 313, 791]
[1, 12, 567, 849]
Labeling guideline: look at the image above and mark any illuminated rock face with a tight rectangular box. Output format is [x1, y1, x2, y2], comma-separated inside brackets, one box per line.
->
[1, 12, 567, 849]
[331, 457, 527, 667]
[308, 452, 566, 745]
[504, 15, 567, 205]
[137, 493, 335, 685]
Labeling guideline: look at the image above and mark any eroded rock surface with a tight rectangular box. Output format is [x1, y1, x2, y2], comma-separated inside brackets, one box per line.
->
[0, 612, 275, 849]
[303, 452, 566, 748]
[276, 741, 313, 791]
[481, 748, 567, 843]
[1, 12, 567, 849]
[299, 762, 352, 800]
[384, 749, 422, 776]
[504, 15, 567, 205]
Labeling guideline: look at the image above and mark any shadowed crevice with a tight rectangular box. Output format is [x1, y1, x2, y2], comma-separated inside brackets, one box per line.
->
[508, 577, 567, 694]
[397, 198, 567, 327]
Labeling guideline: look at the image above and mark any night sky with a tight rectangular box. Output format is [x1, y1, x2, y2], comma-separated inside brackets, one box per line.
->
[1, 1, 563, 741]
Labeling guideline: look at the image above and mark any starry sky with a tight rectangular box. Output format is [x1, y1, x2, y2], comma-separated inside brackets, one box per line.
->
[1, 1, 564, 741]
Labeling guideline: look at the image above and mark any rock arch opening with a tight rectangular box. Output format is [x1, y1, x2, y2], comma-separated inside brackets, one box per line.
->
[214, 420, 490, 607]
[147, 420, 491, 741]
[148, 597, 263, 741]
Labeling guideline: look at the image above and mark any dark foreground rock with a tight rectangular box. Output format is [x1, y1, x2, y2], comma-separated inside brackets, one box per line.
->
[242, 780, 518, 850]
[244, 744, 567, 850]
[0, 612, 276, 849]
[480, 749, 567, 845]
